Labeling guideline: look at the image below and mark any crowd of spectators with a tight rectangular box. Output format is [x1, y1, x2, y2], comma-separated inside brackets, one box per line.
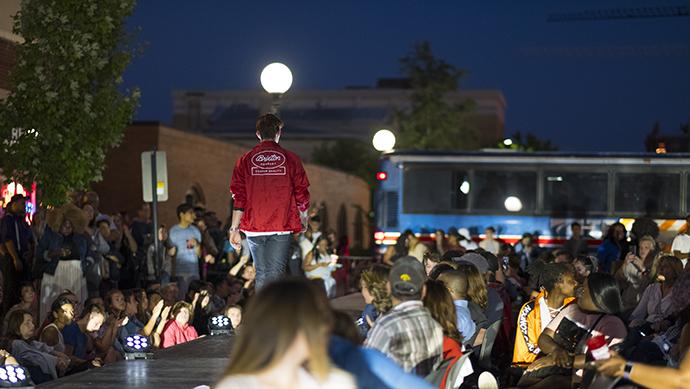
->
[3, 189, 690, 388]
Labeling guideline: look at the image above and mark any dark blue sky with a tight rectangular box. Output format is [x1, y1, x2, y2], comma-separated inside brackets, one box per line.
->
[123, 0, 690, 151]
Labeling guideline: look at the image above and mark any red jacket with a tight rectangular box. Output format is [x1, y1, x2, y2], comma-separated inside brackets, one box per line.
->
[230, 141, 310, 233]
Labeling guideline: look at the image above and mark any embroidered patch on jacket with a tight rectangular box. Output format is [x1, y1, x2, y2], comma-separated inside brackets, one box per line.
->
[251, 151, 287, 176]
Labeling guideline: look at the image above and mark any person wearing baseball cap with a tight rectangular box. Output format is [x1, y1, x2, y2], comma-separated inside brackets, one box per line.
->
[364, 256, 443, 376]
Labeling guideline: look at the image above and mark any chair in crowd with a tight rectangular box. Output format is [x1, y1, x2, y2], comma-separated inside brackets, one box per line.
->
[478, 320, 502, 371]
[444, 351, 474, 389]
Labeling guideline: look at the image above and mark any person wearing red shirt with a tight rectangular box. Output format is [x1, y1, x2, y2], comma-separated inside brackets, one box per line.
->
[228, 114, 310, 290]
[160, 301, 197, 348]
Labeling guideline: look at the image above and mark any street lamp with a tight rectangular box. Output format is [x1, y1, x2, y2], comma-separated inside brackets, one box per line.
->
[503, 138, 513, 146]
[372, 129, 396, 152]
[260, 62, 293, 114]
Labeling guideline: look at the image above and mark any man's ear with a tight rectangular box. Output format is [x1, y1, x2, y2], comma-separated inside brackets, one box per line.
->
[256, 131, 262, 141]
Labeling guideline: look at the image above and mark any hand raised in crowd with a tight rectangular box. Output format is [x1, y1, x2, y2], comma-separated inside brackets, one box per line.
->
[200, 290, 211, 309]
[91, 357, 103, 368]
[152, 300, 165, 318]
[160, 306, 172, 320]
[625, 252, 645, 272]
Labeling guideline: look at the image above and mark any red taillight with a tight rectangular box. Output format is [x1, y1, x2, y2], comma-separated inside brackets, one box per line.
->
[374, 231, 385, 241]
[376, 171, 388, 181]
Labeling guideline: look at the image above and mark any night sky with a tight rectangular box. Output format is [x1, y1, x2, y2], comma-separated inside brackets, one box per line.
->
[123, 0, 690, 152]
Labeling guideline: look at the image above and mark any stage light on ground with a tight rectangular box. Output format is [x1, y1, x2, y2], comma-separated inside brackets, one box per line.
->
[209, 315, 232, 336]
[123, 334, 152, 360]
[0, 365, 31, 387]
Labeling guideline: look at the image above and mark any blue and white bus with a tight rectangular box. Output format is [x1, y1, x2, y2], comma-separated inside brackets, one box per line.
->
[373, 151, 690, 250]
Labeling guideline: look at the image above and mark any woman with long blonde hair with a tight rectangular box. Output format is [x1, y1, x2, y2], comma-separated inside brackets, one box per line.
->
[216, 278, 355, 389]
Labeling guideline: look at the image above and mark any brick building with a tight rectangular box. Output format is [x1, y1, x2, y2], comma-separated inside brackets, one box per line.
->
[93, 122, 372, 249]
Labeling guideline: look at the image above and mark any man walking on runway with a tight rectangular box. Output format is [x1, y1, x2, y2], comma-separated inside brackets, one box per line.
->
[228, 114, 310, 289]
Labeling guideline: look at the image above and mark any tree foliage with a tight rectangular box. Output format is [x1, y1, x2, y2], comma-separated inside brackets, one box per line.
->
[311, 139, 379, 187]
[0, 0, 139, 206]
[499, 131, 558, 152]
[394, 41, 476, 150]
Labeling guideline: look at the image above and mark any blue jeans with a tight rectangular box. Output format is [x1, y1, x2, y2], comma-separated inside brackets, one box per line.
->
[246, 234, 291, 290]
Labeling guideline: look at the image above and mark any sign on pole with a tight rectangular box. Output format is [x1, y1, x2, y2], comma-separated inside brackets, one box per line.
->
[141, 151, 168, 202]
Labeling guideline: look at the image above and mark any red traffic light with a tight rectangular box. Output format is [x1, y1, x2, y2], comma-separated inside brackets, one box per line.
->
[376, 171, 388, 181]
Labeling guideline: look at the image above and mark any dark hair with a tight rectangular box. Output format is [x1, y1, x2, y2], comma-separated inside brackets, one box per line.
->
[423, 279, 463, 345]
[587, 273, 623, 314]
[528, 261, 575, 292]
[486, 226, 496, 233]
[402, 229, 415, 238]
[429, 262, 456, 280]
[331, 310, 362, 345]
[571, 222, 581, 229]
[105, 289, 124, 313]
[176, 203, 194, 220]
[50, 296, 74, 315]
[255, 114, 283, 140]
[605, 222, 626, 241]
[574, 255, 596, 273]
[442, 250, 464, 262]
[5, 309, 32, 340]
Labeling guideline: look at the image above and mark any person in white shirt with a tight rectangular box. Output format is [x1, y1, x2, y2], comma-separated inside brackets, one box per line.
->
[216, 279, 355, 389]
[479, 227, 500, 255]
[671, 215, 690, 269]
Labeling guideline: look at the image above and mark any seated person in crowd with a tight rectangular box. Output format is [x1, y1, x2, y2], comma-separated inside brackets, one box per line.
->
[597, 269, 690, 388]
[365, 256, 444, 376]
[61, 304, 105, 364]
[522, 273, 627, 388]
[513, 262, 577, 367]
[302, 236, 339, 298]
[573, 255, 596, 284]
[629, 255, 684, 332]
[160, 301, 198, 348]
[94, 290, 130, 363]
[438, 270, 479, 346]
[357, 264, 392, 337]
[216, 279, 355, 388]
[40, 297, 74, 354]
[5, 310, 71, 384]
[615, 235, 657, 312]
[3, 283, 38, 335]
[457, 252, 504, 325]
[330, 308, 435, 389]
[225, 305, 242, 331]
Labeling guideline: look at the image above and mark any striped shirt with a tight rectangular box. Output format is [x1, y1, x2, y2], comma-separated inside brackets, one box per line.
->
[365, 300, 443, 375]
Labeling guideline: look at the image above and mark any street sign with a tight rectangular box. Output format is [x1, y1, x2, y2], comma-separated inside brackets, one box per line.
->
[141, 151, 168, 202]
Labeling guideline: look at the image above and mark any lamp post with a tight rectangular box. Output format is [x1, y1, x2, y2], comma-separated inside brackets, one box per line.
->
[260, 62, 293, 115]
[372, 129, 396, 152]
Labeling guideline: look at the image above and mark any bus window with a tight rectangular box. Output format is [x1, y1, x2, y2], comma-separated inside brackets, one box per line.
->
[453, 171, 470, 210]
[403, 167, 453, 213]
[615, 173, 680, 216]
[543, 171, 608, 215]
[473, 170, 536, 212]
